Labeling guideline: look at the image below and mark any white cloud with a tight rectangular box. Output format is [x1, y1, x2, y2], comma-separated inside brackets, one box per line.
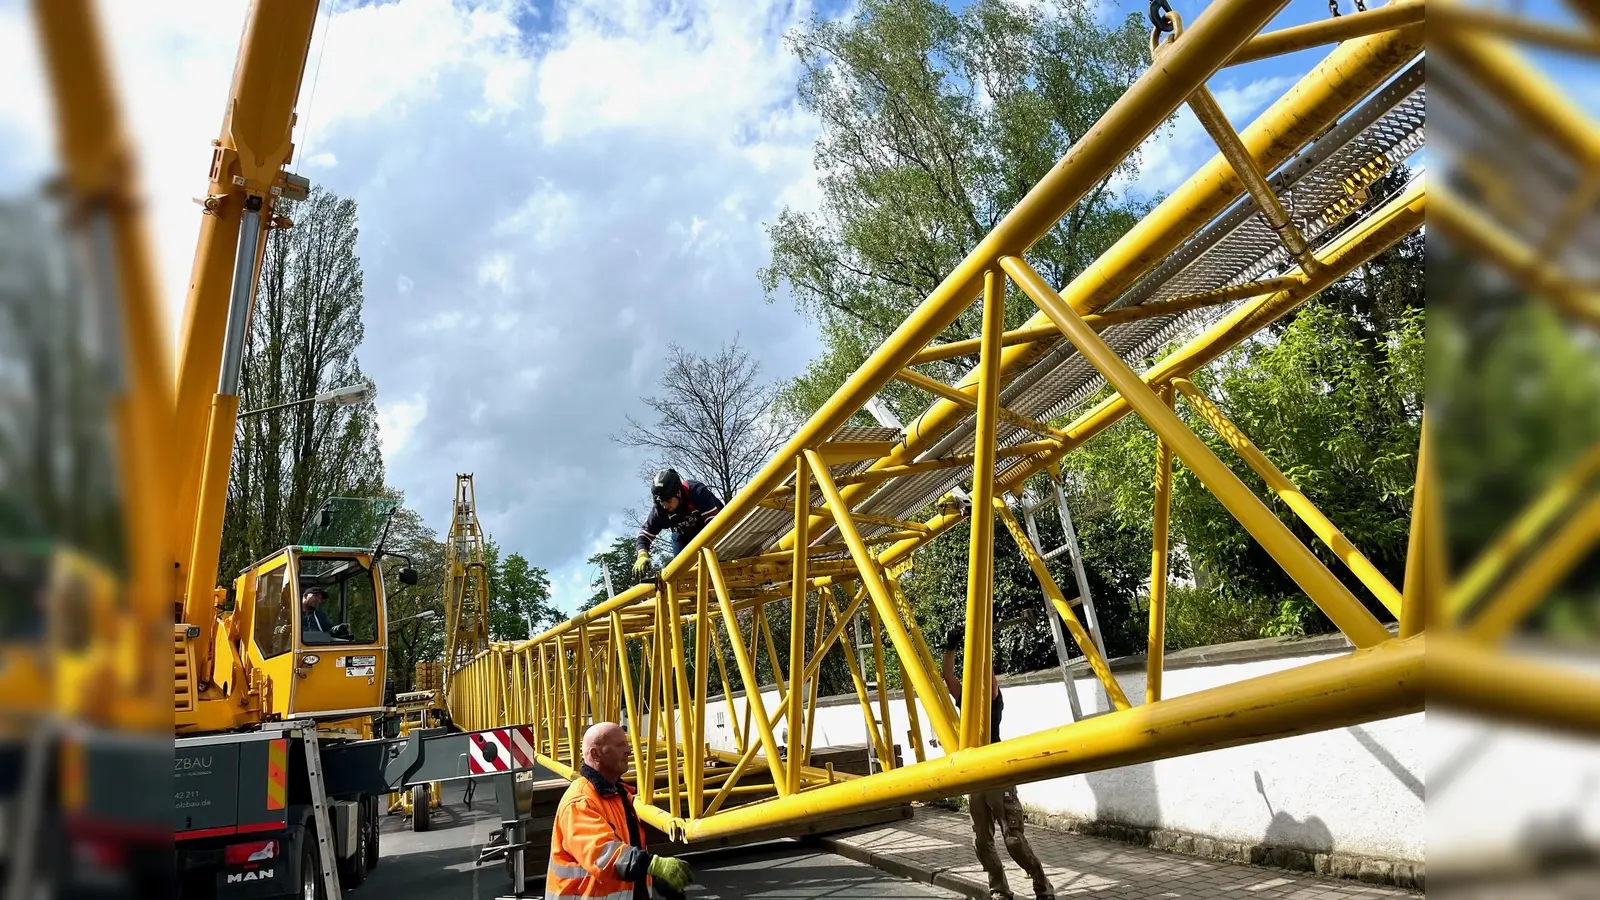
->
[378, 393, 428, 458]
[0, 0, 830, 604]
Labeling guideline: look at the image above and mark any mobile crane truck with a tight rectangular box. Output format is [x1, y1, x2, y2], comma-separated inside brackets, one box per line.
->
[159, 4, 555, 900]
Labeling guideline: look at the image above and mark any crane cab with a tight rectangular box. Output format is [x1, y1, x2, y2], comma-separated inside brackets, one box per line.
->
[234, 546, 392, 725]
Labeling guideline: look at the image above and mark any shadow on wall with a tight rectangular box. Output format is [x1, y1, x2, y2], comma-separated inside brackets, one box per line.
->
[1257, 770, 1334, 854]
[1517, 775, 1600, 869]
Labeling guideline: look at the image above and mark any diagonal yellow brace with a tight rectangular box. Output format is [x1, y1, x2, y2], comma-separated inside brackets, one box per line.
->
[1450, 445, 1600, 623]
[994, 498, 1131, 710]
[1173, 377, 1403, 618]
[1464, 491, 1600, 644]
[703, 549, 791, 797]
[805, 448, 963, 752]
[897, 367, 1066, 442]
[1000, 254, 1392, 649]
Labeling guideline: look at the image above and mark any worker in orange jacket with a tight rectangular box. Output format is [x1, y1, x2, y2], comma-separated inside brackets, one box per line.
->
[547, 721, 693, 899]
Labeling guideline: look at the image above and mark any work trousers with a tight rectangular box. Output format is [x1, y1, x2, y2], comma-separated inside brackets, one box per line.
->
[969, 788, 1052, 900]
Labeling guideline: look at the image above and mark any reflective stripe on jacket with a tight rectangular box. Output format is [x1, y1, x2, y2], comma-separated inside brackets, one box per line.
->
[546, 765, 652, 900]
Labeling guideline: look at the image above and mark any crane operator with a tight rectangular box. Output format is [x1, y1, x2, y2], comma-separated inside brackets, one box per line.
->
[633, 468, 724, 576]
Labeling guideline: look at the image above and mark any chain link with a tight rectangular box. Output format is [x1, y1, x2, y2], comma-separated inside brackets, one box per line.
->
[1328, 0, 1341, 17]
[1355, 0, 1368, 11]
[1149, 0, 1175, 32]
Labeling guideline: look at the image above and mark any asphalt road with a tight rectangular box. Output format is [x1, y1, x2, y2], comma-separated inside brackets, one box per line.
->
[364, 782, 958, 900]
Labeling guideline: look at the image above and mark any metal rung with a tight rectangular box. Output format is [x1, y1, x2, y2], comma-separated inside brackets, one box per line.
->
[1042, 545, 1072, 563]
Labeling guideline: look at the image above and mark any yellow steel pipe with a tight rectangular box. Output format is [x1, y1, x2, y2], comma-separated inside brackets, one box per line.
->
[1450, 446, 1600, 621]
[829, 595, 895, 768]
[770, 22, 1419, 554]
[896, 368, 1066, 441]
[866, 600, 897, 770]
[1399, 416, 1440, 639]
[807, 449, 964, 752]
[679, 635, 1424, 843]
[705, 549, 791, 797]
[1433, 3, 1600, 165]
[1464, 491, 1600, 644]
[1085, 276, 1303, 328]
[1227, 0, 1425, 66]
[1430, 634, 1600, 738]
[661, 0, 1291, 575]
[994, 499, 1130, 710]
[904, 274, 1291, 365]
[1172, 378, 1403, 618]
[961, 270, 1005, 748]
[998, 179, 1426, 496]
[1001, 255, 1392, 648]
[1149, 384, 1174, 704]
[1431, 185, 1600, 327]
[788, 456, 810, 795]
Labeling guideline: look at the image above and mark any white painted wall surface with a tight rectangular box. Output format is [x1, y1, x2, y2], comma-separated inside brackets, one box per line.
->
[702, 648, 1428, 862]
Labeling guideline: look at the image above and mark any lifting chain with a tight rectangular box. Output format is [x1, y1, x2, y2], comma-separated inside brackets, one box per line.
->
[1328, 0, 1341, 16]
[1149, 0, 1174, 32]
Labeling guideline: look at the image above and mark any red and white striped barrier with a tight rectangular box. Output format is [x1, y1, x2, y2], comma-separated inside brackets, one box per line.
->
[466, 726, 538, 774]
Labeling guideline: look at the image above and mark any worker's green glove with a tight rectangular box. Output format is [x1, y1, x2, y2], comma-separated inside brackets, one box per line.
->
[633, 549, 651, 576]
[648, 855, 692, 891]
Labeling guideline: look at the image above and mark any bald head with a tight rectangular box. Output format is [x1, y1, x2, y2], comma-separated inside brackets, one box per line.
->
[582, 722, 630, 782]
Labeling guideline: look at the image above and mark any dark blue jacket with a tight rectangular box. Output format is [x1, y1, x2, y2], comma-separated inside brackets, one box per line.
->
[636, 480, 723, 552]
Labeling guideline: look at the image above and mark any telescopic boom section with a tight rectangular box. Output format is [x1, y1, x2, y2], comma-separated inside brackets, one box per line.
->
[173, 0, 320, 686]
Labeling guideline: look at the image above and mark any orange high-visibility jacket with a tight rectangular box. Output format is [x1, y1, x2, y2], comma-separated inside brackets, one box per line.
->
[546, 766, 653, 900]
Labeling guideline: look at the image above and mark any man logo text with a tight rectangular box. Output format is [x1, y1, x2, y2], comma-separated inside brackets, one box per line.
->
[226, 871, 274, 883]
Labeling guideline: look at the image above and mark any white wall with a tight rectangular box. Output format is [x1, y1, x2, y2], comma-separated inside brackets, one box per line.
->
[702, 647, 1428, 863]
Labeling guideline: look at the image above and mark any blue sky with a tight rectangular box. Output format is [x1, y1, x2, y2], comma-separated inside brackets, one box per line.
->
[0, 1, 1585, 617]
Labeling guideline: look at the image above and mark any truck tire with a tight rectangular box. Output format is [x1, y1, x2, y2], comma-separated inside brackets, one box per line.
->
[300, 830, 326, 900]
[338, 813, 368, 889]
[411, 785, 431, 832]
[364, 798, 380, 871]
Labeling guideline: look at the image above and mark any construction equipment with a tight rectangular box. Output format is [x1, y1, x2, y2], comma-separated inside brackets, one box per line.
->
[443, 474, 492, 681]
[385, 691, 446, 828]
[13, 0, 1595, 895]
[446, 0, 1433, 851]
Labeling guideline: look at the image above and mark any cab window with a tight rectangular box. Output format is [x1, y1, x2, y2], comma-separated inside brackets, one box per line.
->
[298, 556, 380, 646]
[253, 568, 291, 658]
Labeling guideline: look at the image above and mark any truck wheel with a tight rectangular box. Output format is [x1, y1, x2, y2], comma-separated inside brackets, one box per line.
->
[339, 814, 368, 889]
[364, 798, 380, 871]
[411, 785, 431, 832]
[300, 831, 326, 900]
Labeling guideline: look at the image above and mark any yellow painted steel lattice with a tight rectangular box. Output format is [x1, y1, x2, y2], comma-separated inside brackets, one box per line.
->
[443, 1, 1470, 847]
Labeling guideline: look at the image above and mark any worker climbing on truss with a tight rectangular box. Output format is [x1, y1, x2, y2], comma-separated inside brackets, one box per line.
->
[633, 468, 724, 576]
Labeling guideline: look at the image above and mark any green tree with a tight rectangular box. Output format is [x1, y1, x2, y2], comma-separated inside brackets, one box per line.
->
[0, 198, 122, 564]
[583, 535, 642, 611]
[762, 0, 1152, 424]
[380, 504, 446, 695]
[221, 187, 385, 576]
[490, 552, 556, 641]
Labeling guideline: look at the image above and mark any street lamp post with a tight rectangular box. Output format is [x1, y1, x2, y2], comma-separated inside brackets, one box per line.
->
[237, 382, 374, 420]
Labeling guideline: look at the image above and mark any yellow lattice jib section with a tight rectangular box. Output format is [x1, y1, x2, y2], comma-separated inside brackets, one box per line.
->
[438, 0, 1467, 848]
[443, 475, 492, 690]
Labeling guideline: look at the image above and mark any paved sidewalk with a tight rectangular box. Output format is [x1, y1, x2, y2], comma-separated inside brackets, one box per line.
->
[817, 807, 1419, 899]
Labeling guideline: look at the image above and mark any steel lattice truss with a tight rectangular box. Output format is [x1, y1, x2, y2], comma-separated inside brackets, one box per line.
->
[445, 0, 1600, 848]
